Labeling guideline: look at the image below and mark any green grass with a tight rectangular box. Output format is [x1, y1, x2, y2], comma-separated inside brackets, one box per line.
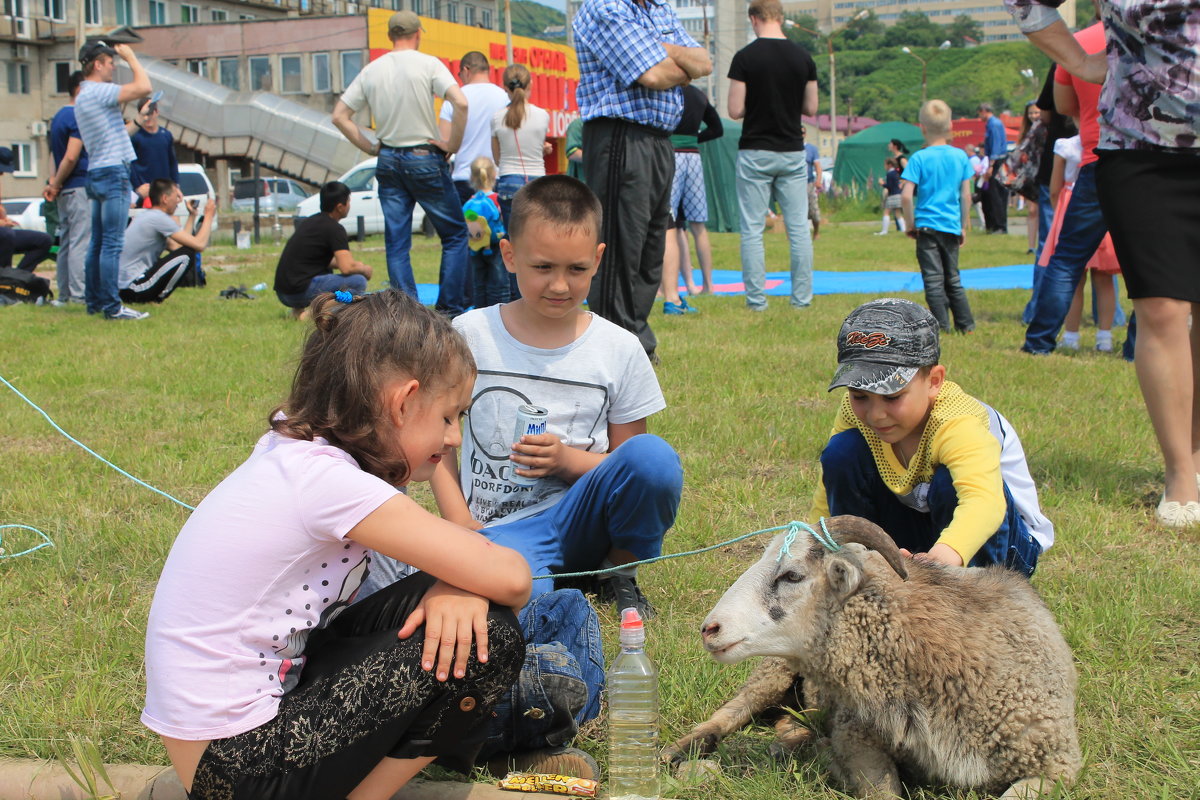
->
[1, 223, 1197, 799]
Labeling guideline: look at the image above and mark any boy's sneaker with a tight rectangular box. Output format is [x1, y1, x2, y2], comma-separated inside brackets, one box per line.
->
[105, 305, 150, 321]
[598, 573, 655, 619]
[484, 747, 599, 781]
[663, 301, 687, 315]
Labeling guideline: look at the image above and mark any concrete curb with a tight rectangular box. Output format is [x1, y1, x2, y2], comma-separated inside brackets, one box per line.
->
[0, 759, 518, 800]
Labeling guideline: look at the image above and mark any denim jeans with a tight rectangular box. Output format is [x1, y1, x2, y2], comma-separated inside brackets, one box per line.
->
[483, 434, 683, 601]
[1022, 163, 1108, 354]
[470, 247, 511, 308]
[84, 164, 131, 316]
[735, 150, 812, 309]
[0, 227, 53, 272]
[496, 174, 535, 300]
[275, 272, 369, 310]
[1024, 182, 1054, 324]
[914, 228, 974, 332]
[376, 147, 470, 314]
[820, 429, 1040, 577]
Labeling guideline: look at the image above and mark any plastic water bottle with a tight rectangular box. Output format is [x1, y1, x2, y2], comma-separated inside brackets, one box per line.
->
[607, 607, 660, 800]
[252, 283, 268, 292]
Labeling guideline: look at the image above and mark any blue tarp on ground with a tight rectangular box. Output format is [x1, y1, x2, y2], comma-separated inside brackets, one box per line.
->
[415, 264, 1034, 305]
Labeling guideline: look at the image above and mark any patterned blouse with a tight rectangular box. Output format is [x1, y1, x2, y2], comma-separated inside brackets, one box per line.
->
[1004, 0, 1200, 152]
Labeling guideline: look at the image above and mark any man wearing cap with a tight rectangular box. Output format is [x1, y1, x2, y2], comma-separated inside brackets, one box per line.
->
[0, 147, 54, 272]
[44, 70, 91, 304]
[439, 51, 510, 206]
[331, 11, 471, 316]
[75, 40, 153, 320]
[572, 0, 712, 361]
[809, 298, 1052, 577]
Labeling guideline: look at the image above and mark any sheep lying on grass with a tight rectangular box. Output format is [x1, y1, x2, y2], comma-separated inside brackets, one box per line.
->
[663, 516, 1080, 799]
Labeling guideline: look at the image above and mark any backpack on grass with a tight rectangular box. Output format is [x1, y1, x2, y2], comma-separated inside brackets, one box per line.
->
[0, 268, 52, 304]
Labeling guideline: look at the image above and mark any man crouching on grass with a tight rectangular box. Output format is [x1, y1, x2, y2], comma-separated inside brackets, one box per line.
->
[116, 177, 215, 307]
[273, 181, 373, 320]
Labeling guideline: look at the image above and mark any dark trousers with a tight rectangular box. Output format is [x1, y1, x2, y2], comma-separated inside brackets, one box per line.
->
[820, 429, 1040, 577]
[0, 226, 53, 272]
[980, 158, 1009, 233]
[189, 572, 523, 800]
[119, 247, 196, 304]
[582, 118, 674, 356]
[914, 228, 974, 332]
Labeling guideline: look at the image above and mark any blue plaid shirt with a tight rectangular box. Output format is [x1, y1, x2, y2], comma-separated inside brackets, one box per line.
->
[573, 0, 700, 132]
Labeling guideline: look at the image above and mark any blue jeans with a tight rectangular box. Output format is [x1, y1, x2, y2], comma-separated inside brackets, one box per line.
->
[84, 164, 131, 316]
[471, 246, 511, 308]
[0, 226, 53, 272]
[483, 434, 683, 601]
[1024, 182, 1055, 324]
[376, 147, 470, 314]
[914, 228, 974, 332]
[496, 174, 534, 299]
[1022, 164, 1108, 354]
[820, 429, 1040, 576]
[735, 150, 812, 309]
[275, 272, 368, 309]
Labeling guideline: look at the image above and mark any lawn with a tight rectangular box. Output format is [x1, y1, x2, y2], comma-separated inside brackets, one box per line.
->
[1, 222, 1197, 799]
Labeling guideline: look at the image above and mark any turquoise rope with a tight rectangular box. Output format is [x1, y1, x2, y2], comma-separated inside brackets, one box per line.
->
[0, 524, 54, 559]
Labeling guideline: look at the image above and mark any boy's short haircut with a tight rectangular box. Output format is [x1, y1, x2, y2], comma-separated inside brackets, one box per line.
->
[68, 70, 85, 97]
[920, 99, 953, 139]
[459, 50, 489, 74]
[748, 0, 784, 22]
[320, 181, 351, 214]
[508, 175, 602, 242]
[148, 178, 177, 206]
[828, 298, 941, 395]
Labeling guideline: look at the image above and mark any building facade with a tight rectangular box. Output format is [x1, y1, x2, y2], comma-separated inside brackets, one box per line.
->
[782, 0, 1077, 44]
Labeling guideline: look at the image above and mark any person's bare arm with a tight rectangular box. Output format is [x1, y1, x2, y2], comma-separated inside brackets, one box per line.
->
[434, 85, 469, 154]
[492, 135, 501, 166]
[727, 79, 747, 120]
[814, 160, 823, 184]
[663, 42, 712, 80]
[901, 180, 917, 238]
[801, 80, 819, 116]
[638, 56, 690, 91]
[430, 450, 478, 529]
[959, 179, 971, 246]
[44, 137, 84, 201]
[1048, 154, 1066, 208]
[438, 117, 452, 146]
[511, 419, 648, 485]
[1053, 80, 1080, 122]
[332, 99, 381, 156]
[114, 45, 152, 105]
[167, 197, 217, 250]
[333, 249, 373, 280]
[1024, 18, 1107, 85]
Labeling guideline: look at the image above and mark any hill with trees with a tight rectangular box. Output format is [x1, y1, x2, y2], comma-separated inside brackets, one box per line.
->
[499, 0, 567, 41]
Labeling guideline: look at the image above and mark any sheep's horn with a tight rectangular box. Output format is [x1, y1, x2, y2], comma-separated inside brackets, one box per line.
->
[825, 515, 909, 580]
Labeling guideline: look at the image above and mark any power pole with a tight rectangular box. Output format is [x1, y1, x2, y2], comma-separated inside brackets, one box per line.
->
[504, 0, 514, 63]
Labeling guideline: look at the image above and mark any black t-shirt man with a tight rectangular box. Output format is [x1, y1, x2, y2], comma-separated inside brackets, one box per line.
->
[728, 38, 817, 152]
[273, 213, 351, 295]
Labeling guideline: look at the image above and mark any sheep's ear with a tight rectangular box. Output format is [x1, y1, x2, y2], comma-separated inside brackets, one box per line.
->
[825, 555, 863, 602]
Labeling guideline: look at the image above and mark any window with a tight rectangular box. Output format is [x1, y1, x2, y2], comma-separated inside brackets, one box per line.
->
[54, 61, 71, 94]
[280, 54, 302, 93]
[218, 58, 239, 89]
[446, 2, 456, 22]
[84, 0, 100, 24]
[115, 0, 133, 24]
[340, 50, 362, 90]
[464, 4, 474, 25]
[7, 62, 30, 95]
[6, 0, 26, 18]
[210, 8, 226, 20]
[43, 0, 65, 22]
[249, 56, 272, 91]
[181, 3, 199, 22]
[149, 0, 167, 24]
[10, 142, 36, 177]
[312, 52, 330, 93]
[428, 0, 439, 17]
[187, 58, 209, 78]
[481, 8, 491, 27]
[410, 0, 421, 12]
[239, 13, 255, 19]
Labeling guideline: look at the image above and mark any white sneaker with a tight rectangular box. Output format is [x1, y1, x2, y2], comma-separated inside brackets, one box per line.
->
[1155, 496, 1200, 528]
[105, 305, 150, 321]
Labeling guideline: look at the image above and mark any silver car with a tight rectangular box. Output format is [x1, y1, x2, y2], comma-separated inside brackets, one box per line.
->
[232, 177, 311, 214]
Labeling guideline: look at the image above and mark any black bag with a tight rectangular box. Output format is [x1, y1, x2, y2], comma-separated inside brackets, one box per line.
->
[0, 267, 52, 304]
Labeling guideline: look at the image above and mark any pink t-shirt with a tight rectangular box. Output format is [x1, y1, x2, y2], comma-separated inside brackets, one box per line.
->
[142, 431, 398, 740]
[1055, 22, 1105, 167]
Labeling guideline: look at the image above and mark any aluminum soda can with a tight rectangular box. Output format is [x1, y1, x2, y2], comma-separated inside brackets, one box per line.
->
[511, 404, 548, 486]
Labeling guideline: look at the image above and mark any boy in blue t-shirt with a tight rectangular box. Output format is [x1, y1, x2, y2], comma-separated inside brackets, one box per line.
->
[900, 100, 975, 333]
[462, 156, 510, 308]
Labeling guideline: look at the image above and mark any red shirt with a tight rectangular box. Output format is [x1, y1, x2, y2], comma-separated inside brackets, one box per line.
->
[1055, 22, 1105, 167]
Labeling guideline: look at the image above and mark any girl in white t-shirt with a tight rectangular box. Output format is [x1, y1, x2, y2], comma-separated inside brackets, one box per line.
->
[491, 64, 550, 233]
[142, 289, 531, 800]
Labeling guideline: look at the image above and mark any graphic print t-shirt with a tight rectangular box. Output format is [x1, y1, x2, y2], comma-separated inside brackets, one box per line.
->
[453, 305, 665, 525]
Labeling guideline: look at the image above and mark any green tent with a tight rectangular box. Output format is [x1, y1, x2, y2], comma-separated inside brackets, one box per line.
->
[698, 119, 741, 233]
[831, 121, 925, 195]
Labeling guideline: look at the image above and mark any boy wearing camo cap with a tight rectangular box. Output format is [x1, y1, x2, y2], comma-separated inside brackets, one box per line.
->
[809, 298, 1052, 576]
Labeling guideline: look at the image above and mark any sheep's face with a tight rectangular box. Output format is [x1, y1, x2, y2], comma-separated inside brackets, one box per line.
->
[700, 534, 850, 666]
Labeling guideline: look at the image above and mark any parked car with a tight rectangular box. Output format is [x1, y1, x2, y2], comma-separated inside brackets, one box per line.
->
[1, 198, 47, 232]
[176, 163, 219, 233]
[294, 158, 431, 237]
[231, 177, 311, 213]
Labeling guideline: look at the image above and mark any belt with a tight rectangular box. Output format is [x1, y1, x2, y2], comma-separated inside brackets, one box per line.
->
[382, 143, 445, 154]
[586, 117, 672, 139]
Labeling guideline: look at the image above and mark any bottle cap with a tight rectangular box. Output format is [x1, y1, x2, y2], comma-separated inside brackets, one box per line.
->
[619, 607, 645, 647]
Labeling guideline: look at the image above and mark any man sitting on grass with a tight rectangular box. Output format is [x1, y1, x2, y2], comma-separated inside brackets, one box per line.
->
[273, 181, 372, 319]
[117, 177, 215, 306]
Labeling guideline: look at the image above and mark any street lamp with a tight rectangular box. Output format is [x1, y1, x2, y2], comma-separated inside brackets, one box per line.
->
[901, 46, 928, 107]
[785, 8, 868, 158]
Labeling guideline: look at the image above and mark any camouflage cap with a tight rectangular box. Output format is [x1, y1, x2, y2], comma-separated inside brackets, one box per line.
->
[828, 298, 940, 395]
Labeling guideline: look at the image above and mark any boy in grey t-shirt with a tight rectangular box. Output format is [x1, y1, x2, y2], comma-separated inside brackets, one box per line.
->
[118, 178, 215, 304]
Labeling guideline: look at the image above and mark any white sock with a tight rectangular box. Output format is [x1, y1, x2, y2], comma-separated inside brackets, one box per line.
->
[880, 214, 889, 234]
[1096, 330, 1113, 351]
[898, 216, 907, 233]
[1061, 331, 1081, 349]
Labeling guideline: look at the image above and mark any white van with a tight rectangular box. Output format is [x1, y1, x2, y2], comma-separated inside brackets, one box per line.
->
[294, 158, 430, 237]
[176, 163, 218, 233]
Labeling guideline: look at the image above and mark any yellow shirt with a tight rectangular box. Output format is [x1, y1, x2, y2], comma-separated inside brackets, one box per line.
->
[809, 381, 1005, 565]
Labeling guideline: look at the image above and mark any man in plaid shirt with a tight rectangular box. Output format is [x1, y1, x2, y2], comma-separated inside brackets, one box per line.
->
[573, 0, 711, 362]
